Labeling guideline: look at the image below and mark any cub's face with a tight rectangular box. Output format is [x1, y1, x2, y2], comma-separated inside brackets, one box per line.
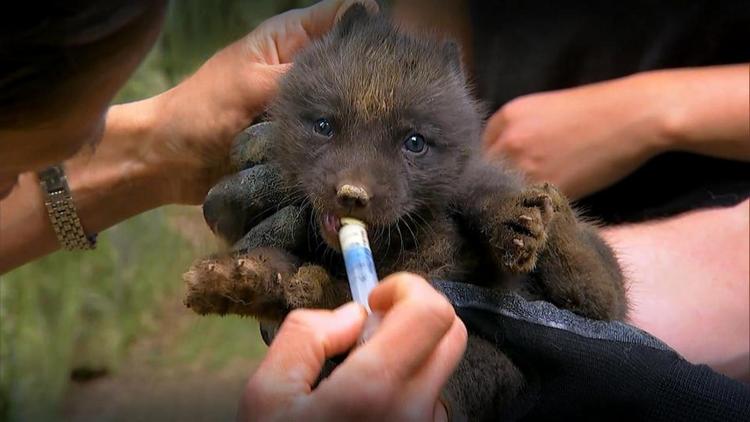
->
[269, 6, 481, 249]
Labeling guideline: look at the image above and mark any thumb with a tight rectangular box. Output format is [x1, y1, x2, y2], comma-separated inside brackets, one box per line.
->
[246, 302, 366, 400]
[251, 62, 292, 96]
[250, 0, 379, 65]
[265, 62, 293, 75]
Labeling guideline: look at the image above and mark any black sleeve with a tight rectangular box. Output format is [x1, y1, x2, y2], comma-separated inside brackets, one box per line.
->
[433, 280, 750, 422]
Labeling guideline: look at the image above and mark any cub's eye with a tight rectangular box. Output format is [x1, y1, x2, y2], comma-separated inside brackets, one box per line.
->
[313, 118, 334, 137]
[403, 134, 427, 154]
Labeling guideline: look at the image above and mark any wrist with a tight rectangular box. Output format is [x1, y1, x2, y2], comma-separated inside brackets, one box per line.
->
[624, 71, 683, 156]
[111, 94, 209, 206]
[0, 104, 166, 272]
[645, 64, 750, 160]
[65, 103, 168, 231]
[144, 87, 236, 205]
[108, 101, 170, 206]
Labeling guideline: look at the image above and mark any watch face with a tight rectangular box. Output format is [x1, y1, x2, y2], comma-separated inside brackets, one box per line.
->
[38, 165, 67, 193]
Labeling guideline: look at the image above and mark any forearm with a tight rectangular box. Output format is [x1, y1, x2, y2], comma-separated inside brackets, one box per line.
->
[0, 103, 168, 274]
[602, 199, 750, 380]
[647, 64, 750, 160]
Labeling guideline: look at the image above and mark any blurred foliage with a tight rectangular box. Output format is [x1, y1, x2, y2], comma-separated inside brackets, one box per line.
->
[1, 209, 191, 421]
[0, 0, 317, 420]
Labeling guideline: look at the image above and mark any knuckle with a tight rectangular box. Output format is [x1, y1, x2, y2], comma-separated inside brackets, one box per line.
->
[500, 128, 528, 154]
[243, 376, 269, 412]
[346, 378, 392, 412]
[455, 318, 469, 346]
[283, 309, 320, 336]
[503, 94, 536, 114]
[417, 295, 456, 334]
[244, 377, 262, 399]
[498, 98, 521, 119]
[279, 309, 331, 351]
[345, 0, 380, 14]
[392, 271, 428, 286]
[488, 107, 508, 127]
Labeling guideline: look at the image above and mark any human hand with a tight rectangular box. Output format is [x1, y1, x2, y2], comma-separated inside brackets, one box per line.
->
[134, 0, 378, 205]
[200, 121, 313, 257]
[482, 74, 670, 199]
[239, 273, 468, 422]
[433, 280, 750, 421]
[197, 130, 465, 422]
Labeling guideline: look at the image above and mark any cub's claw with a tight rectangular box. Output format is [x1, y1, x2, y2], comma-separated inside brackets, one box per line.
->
[490, 183, 571, 273]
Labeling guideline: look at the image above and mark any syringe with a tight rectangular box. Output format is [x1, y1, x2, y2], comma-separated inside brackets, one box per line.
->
[338, 217, 381, 342]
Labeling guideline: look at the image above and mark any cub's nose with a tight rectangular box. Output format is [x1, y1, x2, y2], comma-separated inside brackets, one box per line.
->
[336, 183, 370, 209]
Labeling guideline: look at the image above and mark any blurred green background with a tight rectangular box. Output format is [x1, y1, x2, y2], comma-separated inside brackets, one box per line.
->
[0, 1, 316, 421]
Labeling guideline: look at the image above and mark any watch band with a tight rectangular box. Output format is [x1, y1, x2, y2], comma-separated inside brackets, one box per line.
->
[37, 165, 97, 250]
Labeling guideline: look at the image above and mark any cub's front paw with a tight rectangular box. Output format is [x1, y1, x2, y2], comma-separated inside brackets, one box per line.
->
[489, 183, 568, 272]
[183, 248, 298, 319]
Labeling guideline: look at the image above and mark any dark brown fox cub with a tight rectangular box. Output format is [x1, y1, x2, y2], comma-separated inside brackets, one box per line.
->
[184, 6, 626, 420]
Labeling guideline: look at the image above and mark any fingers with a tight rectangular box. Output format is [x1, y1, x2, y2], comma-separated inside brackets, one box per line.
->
[310, 273, 466, 420]
[202, 165, 287, 243]
[207, 122, 306, 246]
[297, 0, 380, 40]
[266, 0, 379, 63]
[482, 107, 507, 151]
[240, 274, 465, 420]
[234, 205, 307, 253]
[230, 122, 275, 171]
[410, 316, 468, 401]
[244, 303, 366, 402]
[346, 273, 459, 381]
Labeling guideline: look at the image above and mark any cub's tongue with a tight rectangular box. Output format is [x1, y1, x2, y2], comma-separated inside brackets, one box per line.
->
[322, 212, 341, 236]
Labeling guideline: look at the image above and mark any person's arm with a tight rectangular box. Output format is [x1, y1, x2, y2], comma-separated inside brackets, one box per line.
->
[0, 103, 166, 273]
[0, 0, 378, 274]
[239, 273, 467, 422]
[602, 198, 750, 381]
[483, 64, 750, 199]
[656, 64, 750, 160]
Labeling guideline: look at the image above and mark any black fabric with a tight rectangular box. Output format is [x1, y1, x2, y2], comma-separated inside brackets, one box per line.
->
[469, 0, 750, 223]
[433, 280, 750, 422]
[573, 153, 749, 224]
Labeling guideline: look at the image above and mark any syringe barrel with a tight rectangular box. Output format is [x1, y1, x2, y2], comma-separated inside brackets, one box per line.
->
[338, 217, 379, 313]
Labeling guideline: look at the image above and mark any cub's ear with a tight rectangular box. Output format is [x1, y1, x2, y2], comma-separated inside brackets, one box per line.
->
[442, 39, 465, 77]
[335, 3, 372, 38]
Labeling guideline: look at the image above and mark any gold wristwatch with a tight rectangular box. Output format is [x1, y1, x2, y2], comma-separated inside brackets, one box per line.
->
[37, 165, 97, 250]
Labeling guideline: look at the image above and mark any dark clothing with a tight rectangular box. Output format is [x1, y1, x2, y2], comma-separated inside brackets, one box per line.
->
[434, 280, 750, 422]
[470, 0, 750, 223]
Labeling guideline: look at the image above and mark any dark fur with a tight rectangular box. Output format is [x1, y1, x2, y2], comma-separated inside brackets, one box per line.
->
[184, 6, 626, 420]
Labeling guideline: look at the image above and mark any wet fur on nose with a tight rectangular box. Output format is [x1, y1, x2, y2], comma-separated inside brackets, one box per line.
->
[337, 183, 370, 208]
